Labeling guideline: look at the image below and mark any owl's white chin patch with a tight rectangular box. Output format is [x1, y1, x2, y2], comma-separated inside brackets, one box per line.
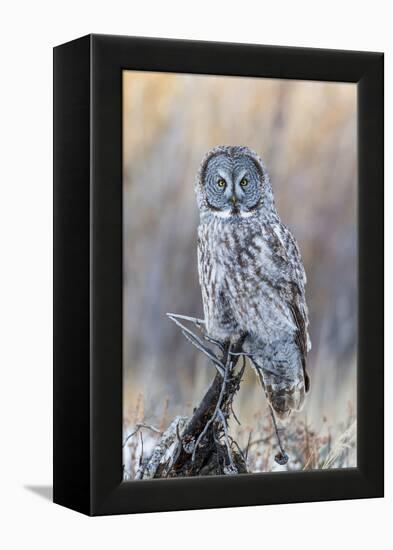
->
[214, 209, 256, 219]
[239, 210, 256, 218]
[214, 209, 232, 219]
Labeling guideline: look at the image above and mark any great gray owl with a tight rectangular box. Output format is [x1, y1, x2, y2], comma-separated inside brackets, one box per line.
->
[195, 145, 311, 418]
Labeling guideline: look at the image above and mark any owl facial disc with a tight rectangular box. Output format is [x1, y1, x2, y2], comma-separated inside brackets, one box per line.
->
[196, 145, 271, 220]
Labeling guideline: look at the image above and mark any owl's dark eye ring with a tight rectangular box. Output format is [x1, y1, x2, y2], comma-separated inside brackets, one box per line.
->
[217, 178, 226, 188]
[240, 178, 249, 187]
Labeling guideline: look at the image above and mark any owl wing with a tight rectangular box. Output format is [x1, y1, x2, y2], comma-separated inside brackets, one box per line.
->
[248, 222, 310, 417]
[277, 224, 311, 391]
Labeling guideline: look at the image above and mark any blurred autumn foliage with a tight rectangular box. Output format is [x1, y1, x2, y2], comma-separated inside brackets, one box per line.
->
[123, 71, 357, 473]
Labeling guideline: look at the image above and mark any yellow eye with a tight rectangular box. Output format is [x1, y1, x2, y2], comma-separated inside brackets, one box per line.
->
[240, 178, 248, 187]
[217, 178, 226, 188]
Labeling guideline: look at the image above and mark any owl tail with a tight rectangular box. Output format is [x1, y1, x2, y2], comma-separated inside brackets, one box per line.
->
[251, 352, 307, 420]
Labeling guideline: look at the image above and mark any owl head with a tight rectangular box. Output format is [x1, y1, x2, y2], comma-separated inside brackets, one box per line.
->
[195, 145, 275, 221]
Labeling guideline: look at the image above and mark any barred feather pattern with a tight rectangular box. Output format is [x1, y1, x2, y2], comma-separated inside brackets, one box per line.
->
[196, 145, 311, 418]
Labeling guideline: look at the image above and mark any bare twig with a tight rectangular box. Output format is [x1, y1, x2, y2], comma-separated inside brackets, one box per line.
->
[229, 434, 247, 464]
[245, 435, 273, 451]
[181, 330, 224, 376]
[166, 313, 206, 343]
[218, 409, 238, 474]
[269, 405, 289, 465]
[203, 334, 226, 352]
[244, 430, 253, 460]
[230, 402, 241, 425]
[167, 311, 225, 352]
[191, 348, 233, 462]
[229, 350, 255, 358]
[138, 431, 144, 468]
[252, 359, 289, 465]
[122, 423, 162, 448]
[166, 312, 205, 327]
[167, 313, 225, 376]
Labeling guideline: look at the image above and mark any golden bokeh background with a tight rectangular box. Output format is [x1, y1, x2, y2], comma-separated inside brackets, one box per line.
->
[123, 71, 357, 474]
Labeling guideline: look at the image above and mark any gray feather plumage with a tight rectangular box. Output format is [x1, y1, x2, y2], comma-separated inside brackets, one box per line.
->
[195, 145, 311, 418]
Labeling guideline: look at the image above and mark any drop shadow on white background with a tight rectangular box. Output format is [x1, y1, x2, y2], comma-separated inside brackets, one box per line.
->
[24, 485, 52, 501]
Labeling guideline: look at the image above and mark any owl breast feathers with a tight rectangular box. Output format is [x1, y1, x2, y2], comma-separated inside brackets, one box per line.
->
[195, 145, 311, 418]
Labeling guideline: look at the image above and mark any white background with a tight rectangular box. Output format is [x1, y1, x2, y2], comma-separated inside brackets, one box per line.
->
[0, 1, 390, 548]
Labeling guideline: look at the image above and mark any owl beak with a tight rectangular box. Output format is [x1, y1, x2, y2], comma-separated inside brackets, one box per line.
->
[230, 195, 240, 214]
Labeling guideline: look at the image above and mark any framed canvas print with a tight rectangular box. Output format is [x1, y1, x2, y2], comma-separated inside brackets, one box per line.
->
[53, 34, 384, 516]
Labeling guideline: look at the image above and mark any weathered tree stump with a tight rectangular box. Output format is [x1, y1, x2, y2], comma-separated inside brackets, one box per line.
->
[166, 338, 247, 477]
[134, 320, 249, 478]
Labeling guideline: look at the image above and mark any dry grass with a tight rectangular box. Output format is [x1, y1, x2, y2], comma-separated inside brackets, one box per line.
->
[123, 392, 356, 480]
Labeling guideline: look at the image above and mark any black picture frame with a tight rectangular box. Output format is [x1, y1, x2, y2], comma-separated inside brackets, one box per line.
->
[53, 34, 384, 516]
